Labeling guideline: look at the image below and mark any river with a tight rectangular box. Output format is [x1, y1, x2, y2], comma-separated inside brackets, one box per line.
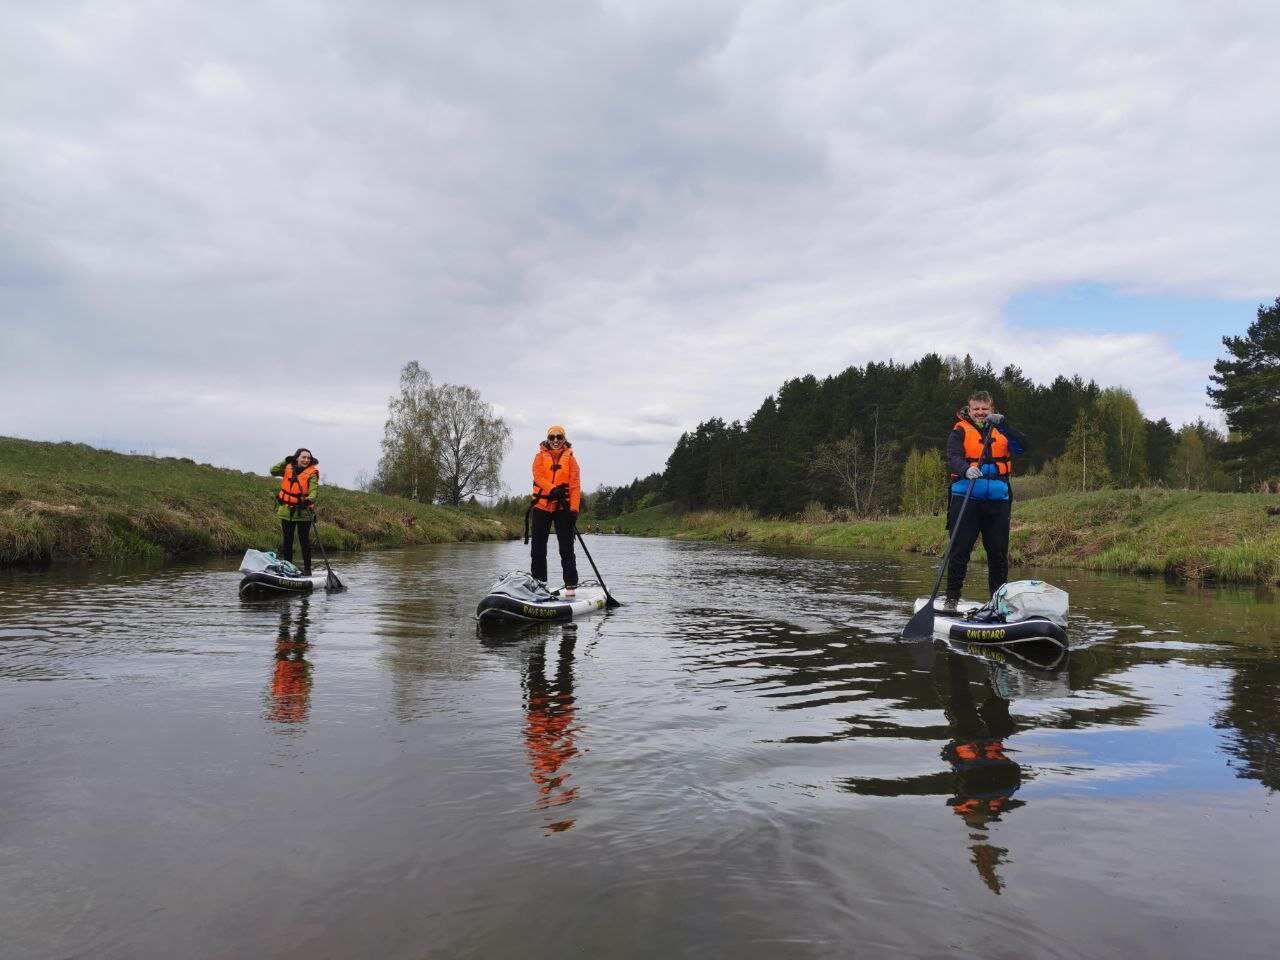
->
[1, 537, 1277, 959]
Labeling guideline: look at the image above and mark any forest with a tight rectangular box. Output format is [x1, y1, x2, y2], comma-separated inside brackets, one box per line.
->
[590, 353, 1235, 520]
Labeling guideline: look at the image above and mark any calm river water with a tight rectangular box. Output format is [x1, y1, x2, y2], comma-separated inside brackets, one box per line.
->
[2, 537, 1278, 959]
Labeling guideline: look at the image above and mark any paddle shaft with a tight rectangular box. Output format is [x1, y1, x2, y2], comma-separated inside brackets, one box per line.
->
[572, 522, 621, 607]
[926, 478, 976, 605]
[899, 478, 976, 640]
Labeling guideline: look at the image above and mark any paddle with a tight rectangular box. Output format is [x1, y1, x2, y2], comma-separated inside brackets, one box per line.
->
[310, 515, 346, 592]
[573, 521, 622, 608]
[900, 477, 975, 641]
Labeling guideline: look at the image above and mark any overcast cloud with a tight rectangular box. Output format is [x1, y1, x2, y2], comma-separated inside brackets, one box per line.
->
[4, 0, 1278, 490]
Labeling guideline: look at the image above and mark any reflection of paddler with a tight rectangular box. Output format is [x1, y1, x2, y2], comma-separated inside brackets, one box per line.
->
[267, 602, 313, 724]
[938, 651, 1024, 895]
[522, 634, 579, 820]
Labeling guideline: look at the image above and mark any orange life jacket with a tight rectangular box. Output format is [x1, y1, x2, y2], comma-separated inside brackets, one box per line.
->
[277, 463, 318, 508]
[531, 443, 581, 513]
[951, 419, 1012, 480]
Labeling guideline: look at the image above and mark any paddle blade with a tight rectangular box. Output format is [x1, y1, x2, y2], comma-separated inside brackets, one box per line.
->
[605, 595, 623, 609]
[900, 602, 936, 641]
[326, 569, 346, 592]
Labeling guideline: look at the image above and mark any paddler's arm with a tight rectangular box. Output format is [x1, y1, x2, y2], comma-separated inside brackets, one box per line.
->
[946, 427, 969, 477]
[1000, 424, 1028, 457]
[270, 459, 289, 477]
[568, 455, 581, 513]
[530, 452, 544, 502]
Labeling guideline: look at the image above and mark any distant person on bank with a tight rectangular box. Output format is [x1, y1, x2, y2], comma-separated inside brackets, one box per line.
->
[271, 448, 319, 575]
[943, 391, 1028, 609]
[530, 426, 581, 598]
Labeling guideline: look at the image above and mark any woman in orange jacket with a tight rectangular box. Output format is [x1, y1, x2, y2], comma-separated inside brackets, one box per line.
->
[530, 425, 581, 596]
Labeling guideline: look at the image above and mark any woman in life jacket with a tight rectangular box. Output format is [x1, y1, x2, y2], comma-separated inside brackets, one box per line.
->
[266, 601, 312, 725]
[530, 425, 581, 597]
[270, 448, 320, 574]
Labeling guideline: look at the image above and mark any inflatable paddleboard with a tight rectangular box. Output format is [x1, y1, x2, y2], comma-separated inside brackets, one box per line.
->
[477, 571, 609, 626]
[237, 548, 334, 598]
[239, 570, 332, 598]
[912, 597, 1069, 650]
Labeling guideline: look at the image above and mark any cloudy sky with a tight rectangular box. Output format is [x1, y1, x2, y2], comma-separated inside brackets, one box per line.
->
[4, 0, 1278, 492]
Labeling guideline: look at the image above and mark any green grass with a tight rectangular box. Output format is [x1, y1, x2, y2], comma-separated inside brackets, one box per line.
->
[608, 489, 1280, 585]
[0, 437, 520, 565]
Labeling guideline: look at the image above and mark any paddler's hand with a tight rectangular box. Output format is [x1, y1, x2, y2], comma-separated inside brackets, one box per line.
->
[965, 466, 983, 480]
[987, 413, 1005, 426]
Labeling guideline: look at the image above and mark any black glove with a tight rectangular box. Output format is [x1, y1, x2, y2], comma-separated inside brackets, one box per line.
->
[304, 499, 315, 510]
[551, 484, 570, 502]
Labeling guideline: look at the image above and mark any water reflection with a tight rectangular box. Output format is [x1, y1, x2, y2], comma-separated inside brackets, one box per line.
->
[265, 600, 312, 725]
[938, 650, 1025, 895]
[1216, 656, 1280, 790]
[520, 629, 581, 833]
[4, 542, 1280, 959]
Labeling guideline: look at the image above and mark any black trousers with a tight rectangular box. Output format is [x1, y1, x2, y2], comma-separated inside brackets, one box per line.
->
[530, 509, 578, 586]
[280, 519, 313, 572]
[946, 496, 1010, 599]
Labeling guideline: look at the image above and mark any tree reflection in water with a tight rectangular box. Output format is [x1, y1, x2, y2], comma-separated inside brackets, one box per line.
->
[522, 630, 580, 833]
[265, 599, 312, 725]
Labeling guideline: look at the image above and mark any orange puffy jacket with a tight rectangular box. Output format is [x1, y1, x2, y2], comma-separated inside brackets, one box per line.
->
[532, 442, 581, 513]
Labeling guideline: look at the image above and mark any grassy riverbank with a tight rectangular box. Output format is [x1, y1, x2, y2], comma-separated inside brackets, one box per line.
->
[0, 437, 520, 565]
[607, 489, 1280, 585]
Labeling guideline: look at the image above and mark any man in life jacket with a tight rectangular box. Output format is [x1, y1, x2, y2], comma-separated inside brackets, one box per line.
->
[943, 390, 1028, 609]
[270, 447, 320, 574]
[530, 425, 581, 598]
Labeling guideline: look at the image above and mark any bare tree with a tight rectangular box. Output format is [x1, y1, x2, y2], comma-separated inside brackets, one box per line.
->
[433, 384, 511, 506]
[374, 361, 439, 502]
[810, 425, 898, 516]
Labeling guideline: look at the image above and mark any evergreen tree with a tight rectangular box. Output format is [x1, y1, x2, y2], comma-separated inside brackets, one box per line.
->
[1145, 417, 1177, 483]
[1208, 297, 1280, 483]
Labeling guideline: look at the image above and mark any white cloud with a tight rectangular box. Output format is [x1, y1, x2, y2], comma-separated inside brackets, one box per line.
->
[2, 0, 1275, 487]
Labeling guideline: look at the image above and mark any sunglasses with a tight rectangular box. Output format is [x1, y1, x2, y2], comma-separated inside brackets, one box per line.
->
[547, 434, 565, 441]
